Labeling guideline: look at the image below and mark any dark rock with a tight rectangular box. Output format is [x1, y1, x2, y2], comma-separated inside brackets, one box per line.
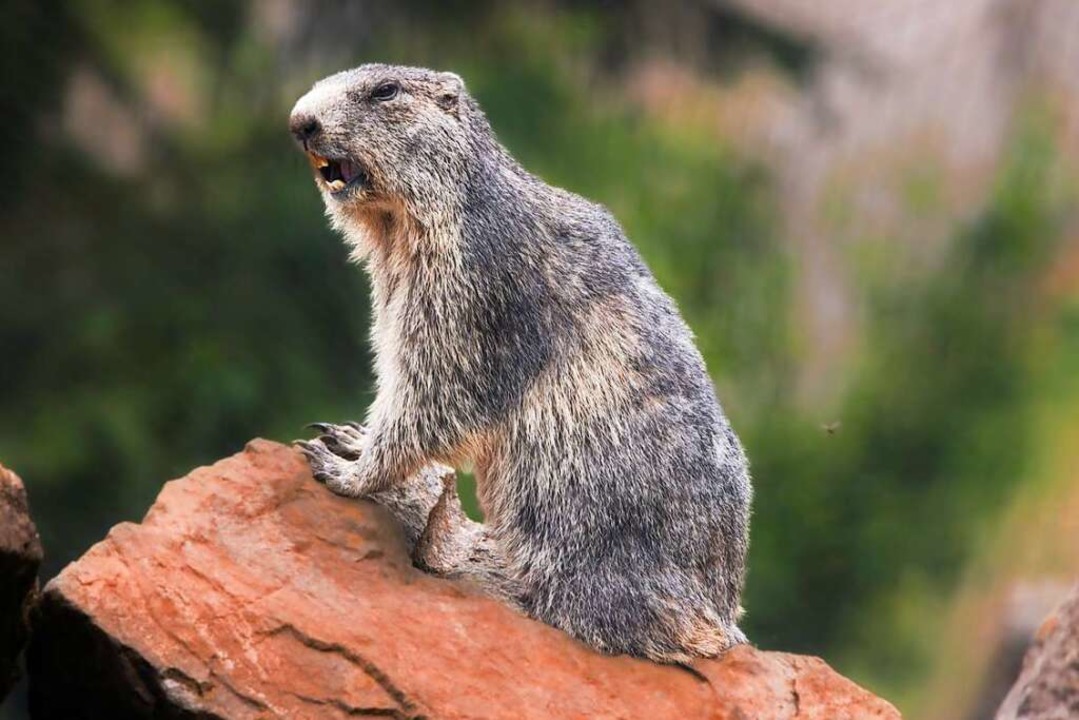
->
[0, 462, 43, 701]
[996, 583, 1079, 720]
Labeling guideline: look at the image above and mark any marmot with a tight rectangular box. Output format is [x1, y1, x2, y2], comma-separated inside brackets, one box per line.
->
[290, 64, 751, 663]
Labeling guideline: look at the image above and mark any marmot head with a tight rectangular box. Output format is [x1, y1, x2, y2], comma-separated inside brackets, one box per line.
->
[289, 64, 472, 226]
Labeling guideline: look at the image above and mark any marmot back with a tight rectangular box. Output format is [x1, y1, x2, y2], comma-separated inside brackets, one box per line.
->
[291, 63, 751, 662]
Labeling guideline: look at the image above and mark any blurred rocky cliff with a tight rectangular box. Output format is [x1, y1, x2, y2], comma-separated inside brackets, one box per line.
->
[627, 0, 1079, 402]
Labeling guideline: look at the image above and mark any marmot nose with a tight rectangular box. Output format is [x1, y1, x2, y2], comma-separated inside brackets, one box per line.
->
[290, 115, 321, 145]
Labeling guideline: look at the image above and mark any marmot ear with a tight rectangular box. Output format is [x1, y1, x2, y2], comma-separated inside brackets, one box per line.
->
[436, 72, 465, 116]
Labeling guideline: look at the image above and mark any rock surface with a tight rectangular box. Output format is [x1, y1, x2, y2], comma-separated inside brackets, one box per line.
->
[28, 439, 900, 719]
[0, 462, 43, 700]
[996, 583, 1079, 720]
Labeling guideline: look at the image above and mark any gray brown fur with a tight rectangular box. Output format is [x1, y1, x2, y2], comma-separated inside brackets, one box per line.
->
[290, 64, 751, 662]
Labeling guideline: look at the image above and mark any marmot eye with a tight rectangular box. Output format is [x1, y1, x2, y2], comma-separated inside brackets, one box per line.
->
[370, 82, 400, 102]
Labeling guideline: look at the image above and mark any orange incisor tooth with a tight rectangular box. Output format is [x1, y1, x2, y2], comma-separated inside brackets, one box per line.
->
[309, 153, 329, 168]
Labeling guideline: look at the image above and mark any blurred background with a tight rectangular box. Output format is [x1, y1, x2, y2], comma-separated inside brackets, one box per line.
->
[2, 1, 1078, 717]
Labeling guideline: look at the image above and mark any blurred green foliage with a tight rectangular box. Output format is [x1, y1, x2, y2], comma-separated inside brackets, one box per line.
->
[748, 117, 1067, 693]
[0, 1, 1074, 715]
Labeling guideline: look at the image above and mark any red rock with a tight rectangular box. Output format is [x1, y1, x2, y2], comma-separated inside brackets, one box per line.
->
[28, 439, 900, 719]
[0, 462, 43, 700]
[996, 583, 1079, 720]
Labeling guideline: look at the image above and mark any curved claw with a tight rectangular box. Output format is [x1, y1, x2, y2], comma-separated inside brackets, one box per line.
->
[294, 438, 329, 457]
[319, 435, 360, 461]
[305, 422, 334, 434]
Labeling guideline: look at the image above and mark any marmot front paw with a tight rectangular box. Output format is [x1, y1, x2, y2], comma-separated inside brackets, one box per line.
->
[306, 421, 368, 459]
[295, 423, 374, 497]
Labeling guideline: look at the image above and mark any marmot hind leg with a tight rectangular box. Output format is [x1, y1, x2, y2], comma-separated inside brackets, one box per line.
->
[528, 568, 747, 664]
[413, 476, 523, 606]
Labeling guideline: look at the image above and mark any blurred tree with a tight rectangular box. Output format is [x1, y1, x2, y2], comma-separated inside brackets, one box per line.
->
[0, 0, 79, 207]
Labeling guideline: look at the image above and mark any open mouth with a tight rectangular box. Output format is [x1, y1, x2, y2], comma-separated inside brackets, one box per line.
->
[307, 152, 368, 194]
